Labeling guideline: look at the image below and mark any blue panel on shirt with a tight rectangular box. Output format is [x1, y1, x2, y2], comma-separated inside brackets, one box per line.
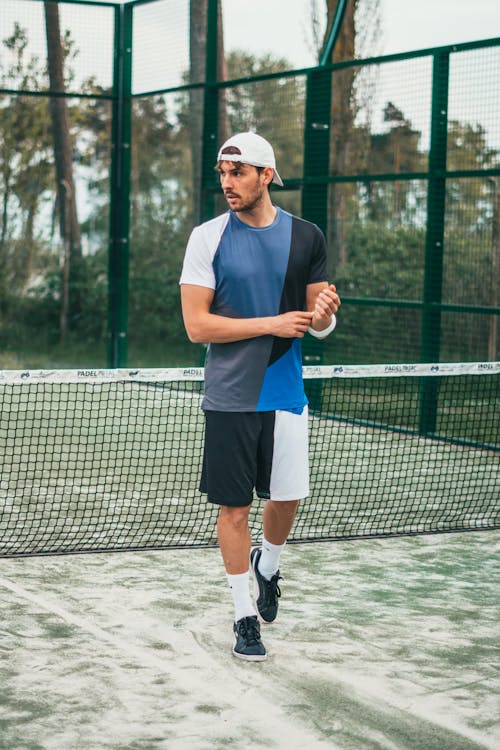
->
[213, 211, 292, 318]
[256, 339, 307, 412]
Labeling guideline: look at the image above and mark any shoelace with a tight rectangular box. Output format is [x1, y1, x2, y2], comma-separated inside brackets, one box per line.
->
[265, 572, 282, 601]
[273, 573, 282, 599]
[240, 618, 261, 645]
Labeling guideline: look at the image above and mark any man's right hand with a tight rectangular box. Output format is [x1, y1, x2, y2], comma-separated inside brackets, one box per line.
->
[270, 311, 314, 338]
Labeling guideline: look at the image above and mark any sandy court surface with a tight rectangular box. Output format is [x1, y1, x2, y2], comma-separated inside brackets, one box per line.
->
[0, 531, 499, 749]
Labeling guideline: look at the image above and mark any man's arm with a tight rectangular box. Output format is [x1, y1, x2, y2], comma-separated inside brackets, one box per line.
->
[306, 282, 341, 334]
[181, 284, 314, 344]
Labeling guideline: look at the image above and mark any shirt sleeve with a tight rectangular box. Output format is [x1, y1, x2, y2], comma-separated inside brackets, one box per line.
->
[179, 225, 216, 289]
[307, 224, 328, 284]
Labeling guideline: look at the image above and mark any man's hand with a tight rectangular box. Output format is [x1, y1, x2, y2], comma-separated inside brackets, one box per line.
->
[311, 284, 341, 331]
[271, 310, 314, 338]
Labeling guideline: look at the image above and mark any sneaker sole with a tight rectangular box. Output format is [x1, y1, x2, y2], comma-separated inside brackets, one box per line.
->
[232, 634, 267, 662]
[231, 646, 267, 662]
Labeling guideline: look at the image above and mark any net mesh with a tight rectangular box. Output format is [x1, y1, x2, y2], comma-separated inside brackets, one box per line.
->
[0, 363, 498, 557]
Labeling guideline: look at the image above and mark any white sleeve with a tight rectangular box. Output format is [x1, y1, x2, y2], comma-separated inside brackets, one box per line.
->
[179, 214, 230, 289]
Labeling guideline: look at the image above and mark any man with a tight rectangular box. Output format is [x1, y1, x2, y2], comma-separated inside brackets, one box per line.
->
[179, 132, 340, 661]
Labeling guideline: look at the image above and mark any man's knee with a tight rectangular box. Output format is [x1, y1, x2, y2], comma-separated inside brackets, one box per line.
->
[268, 499, 299, 517]
[218, 504, 251, 531]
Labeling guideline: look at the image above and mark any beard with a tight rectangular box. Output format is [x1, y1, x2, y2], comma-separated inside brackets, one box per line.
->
[224, 184, 267, 213]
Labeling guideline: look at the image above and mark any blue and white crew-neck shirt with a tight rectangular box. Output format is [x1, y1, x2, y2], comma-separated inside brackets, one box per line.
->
[179, 208, 328, 412]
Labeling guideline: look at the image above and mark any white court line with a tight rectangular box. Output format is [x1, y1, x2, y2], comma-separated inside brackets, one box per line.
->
[0, 575, 170, 671]
[0, 574, 338, 750]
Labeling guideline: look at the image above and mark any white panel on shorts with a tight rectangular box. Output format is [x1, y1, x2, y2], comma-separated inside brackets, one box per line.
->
[269, 407, 309, 500]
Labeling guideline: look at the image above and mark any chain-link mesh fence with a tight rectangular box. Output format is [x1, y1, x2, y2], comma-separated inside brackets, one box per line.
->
[0, 0, 498, 369]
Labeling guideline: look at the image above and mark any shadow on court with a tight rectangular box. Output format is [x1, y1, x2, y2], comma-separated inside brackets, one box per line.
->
[0, 531, 498, 749]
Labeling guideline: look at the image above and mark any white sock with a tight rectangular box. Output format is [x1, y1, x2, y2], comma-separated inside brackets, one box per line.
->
[226, 571, 257, 623]
[259, 537, 286, 581]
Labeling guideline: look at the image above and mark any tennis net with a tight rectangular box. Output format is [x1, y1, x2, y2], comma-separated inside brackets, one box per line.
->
[0, 362, 498, 557]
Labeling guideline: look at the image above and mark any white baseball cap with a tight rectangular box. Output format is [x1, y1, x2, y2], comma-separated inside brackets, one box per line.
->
[217, 132, 283, 186]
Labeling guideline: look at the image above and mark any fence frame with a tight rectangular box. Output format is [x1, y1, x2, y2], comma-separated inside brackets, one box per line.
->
[1, 1, 499, 405]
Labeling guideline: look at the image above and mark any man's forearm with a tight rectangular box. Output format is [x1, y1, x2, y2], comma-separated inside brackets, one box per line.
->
[184, 310, 314, 344]
[186, 312, 273, 344]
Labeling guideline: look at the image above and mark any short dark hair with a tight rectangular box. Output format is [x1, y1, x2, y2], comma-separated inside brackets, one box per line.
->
[214, 161, 265, 175]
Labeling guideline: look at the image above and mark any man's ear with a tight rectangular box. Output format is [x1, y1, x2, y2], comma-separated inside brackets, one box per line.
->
[262, 166, 274, 185]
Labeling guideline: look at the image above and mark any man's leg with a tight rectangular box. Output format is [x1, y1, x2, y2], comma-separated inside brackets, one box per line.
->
[252, 406, 308, 623]
[250, 499, 299, 623]
[262, 499, 299, 545]
[259, 498, 299, 578]
[217, 504, 253, 575]
[218, 505, 255, 621]
[217, 505, 266, 661]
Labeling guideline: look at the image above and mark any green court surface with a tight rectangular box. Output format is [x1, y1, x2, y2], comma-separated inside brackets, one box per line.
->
[0, 531, 498, 749]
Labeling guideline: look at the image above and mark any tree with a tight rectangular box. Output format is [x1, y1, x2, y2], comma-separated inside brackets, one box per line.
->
[0, 24, 54, 292]
[321, 0, 382, 272]
[443, 121, 499, 358]
[44, 0, 81, 340]
[189, 0, 228, 225]
[324, 0, 356, 270]
[364, 102, 425, 225]
[225, 50, 305, 187]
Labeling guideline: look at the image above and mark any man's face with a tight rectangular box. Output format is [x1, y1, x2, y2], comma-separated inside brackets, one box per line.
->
[218, 161, 269, 213]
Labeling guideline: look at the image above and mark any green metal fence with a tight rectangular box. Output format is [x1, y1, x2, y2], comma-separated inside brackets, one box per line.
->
[0, 0, 499, 373]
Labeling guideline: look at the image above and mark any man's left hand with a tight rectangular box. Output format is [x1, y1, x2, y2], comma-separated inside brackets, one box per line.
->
[311, 284, 341, 330]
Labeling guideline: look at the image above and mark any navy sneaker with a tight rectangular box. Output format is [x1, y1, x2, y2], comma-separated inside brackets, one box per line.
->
[232, 616, 267, 661]
[250, 547, 282, 623]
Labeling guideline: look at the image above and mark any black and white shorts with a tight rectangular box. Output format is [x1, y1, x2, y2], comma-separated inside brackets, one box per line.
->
[200, 408, 309, 507]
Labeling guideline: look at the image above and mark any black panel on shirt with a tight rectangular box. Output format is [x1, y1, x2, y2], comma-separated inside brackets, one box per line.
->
[268, 217, 328, 366]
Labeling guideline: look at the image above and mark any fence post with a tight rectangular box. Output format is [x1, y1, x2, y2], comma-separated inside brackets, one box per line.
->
[301, 67, 332, 408]
[108, 2, 133, 368]
[419, 50, 450, 434]
[200, 0, 219, 223]
[301, 0, 348, 407]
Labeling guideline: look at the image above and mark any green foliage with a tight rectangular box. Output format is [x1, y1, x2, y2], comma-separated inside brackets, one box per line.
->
[325, 222, 425, 363]
[0, 19, 497, 368]
[224, 51, 306, 179]
[340, 222, 425, 299]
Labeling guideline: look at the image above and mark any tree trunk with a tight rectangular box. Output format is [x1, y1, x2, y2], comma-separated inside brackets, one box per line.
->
[324, 0, 356, 273]
[0, 164, 12, 264]
[44, 1, 81, 336]
[189, 0, 228, 225]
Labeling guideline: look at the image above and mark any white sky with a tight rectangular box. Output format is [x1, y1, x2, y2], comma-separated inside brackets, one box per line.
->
[79, 0, 500, 65]
[225, 0, 500, 63]
[3, 0, 499, 147]
[6, 1, 499, 91]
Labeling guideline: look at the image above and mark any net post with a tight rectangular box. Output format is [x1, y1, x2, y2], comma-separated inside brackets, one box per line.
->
[108, 2, 133, 368]
[419, 50, 450, 435]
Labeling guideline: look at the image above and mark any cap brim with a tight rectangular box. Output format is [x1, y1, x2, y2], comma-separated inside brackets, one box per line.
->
[272, 169, 283, 187]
